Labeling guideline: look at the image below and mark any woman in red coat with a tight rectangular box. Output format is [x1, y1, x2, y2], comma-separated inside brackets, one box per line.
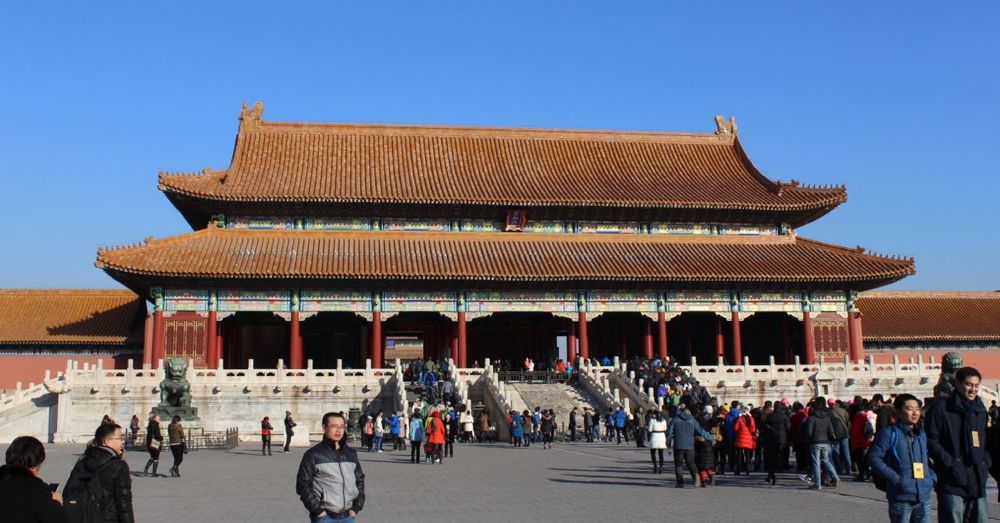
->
[426, 410, 446, 464]
[849, 400, 875, 481]
[733, 411, 757, 476]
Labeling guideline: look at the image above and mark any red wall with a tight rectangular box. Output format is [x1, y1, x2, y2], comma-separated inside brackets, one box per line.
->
[0, 354, 130, 393]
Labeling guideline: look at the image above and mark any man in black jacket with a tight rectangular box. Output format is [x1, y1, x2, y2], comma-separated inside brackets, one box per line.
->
[925, 366, 990, 523]
[804, 396, 840, 490]
[64, 422, 135, 522]
[297, 412, 365, 522]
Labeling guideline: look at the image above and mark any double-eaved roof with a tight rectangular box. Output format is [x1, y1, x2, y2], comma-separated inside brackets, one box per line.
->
[159, 103, 845, 228]
[0, 289, 145, 346]
[98, 103, 914, 296]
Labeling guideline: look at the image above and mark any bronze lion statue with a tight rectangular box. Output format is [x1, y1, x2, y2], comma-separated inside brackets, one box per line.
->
[159, 357, 192, 407]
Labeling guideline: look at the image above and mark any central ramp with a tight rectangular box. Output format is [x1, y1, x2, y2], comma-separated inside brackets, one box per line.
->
[509, 382, 606, 435]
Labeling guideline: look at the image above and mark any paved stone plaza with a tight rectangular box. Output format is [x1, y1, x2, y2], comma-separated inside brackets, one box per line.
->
[7, 439, 1000, 522]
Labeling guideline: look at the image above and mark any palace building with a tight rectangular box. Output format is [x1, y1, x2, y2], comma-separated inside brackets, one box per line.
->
[92, 103, 917, 371]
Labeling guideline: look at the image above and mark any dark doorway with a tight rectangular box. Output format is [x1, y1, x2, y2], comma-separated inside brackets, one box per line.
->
[467, 313, 561, 370]
[382, 312, 454, 363]
[220, 312, 288, 369]
[667, 313, 726, 365]
[741, 312, 804, 364]
[301, 312, 367, 369]
[588, 312, 649, 361]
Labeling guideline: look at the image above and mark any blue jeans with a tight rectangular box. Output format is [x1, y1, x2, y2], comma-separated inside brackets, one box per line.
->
[373, 435, 382, 451]
[809, 443, 838, 489]
[888, 500, 931, 523]
[311, 514, 354, 523]
[831, 438, 852, 474]
[937, 492, 987, 523]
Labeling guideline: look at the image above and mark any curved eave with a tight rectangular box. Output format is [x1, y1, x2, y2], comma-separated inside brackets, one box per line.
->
[865, 336, 1000, 343]
[96, 229, 914, 291]
[159, 175, 846, 212]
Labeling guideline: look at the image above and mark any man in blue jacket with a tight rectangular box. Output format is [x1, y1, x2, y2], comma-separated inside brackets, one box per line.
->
[925, 367, 990, 523]
[667, 404, 713, 488]
[613, 407, 627, 445]
[868, 393, 936, 522]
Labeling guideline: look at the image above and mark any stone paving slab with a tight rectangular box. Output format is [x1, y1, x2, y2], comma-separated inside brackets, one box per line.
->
[6, 440, 1000, 522]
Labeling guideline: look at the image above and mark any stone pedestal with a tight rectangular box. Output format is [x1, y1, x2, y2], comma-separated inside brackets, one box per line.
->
[152, 405, 200, 421]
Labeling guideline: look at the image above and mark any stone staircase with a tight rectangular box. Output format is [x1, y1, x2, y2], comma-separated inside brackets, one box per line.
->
[509, 382, 605, 435]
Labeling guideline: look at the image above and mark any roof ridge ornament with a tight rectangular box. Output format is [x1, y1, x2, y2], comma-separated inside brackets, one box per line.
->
[714, 114, 737, 138]
[240, 101, 265, 129]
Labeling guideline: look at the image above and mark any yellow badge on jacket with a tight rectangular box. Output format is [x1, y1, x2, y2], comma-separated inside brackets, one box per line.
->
[912, 462, 925, 479]
[972, 431, 981, 448]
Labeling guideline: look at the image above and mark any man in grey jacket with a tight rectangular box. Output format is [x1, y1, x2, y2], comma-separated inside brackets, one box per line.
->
[296, 412, 365, 522]
[805, 396, 840, 490]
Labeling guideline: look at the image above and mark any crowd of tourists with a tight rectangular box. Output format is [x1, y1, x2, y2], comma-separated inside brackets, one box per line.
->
[6, 357, 1000, 522]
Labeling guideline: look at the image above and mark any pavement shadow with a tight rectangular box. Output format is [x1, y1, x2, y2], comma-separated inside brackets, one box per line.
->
[549, 477, 661, 488]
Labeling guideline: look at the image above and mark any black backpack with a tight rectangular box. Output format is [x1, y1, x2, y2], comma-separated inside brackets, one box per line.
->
[63, 459, 110, 523]
[831, 413, 849, 441]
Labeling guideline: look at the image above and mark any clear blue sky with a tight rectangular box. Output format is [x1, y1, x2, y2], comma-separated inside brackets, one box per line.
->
[0, 2, 996, 291]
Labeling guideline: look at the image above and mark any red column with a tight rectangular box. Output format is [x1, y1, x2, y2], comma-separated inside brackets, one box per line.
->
[847, 311, 864, 362]
[567, 321, 578, 364]
[142, 313, 153, 368]
[578, 311, 589, 360]
[457, 311, 468, 368]
[371, 311, 382, 368]
[216, 328, 224, 368]
[657, 311, 668, 360]
[803, 311, 816, 364]
[206, 311, 218, 369]
[730, 311, 742, 364]
[715, 315, 725, 360]
[289, 311, 303, 369]
[151, 310, 165, 366]
[643, 318, 653, 360]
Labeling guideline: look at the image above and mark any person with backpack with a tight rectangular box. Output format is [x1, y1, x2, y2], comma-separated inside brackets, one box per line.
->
[143, 413, 163, 477]
[64, 423, 134, 523]
[830, 399, 853, 475]
[867, 393, 936, 523]
[0, 435, 65, 523]
[167, 415, 186, 477]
